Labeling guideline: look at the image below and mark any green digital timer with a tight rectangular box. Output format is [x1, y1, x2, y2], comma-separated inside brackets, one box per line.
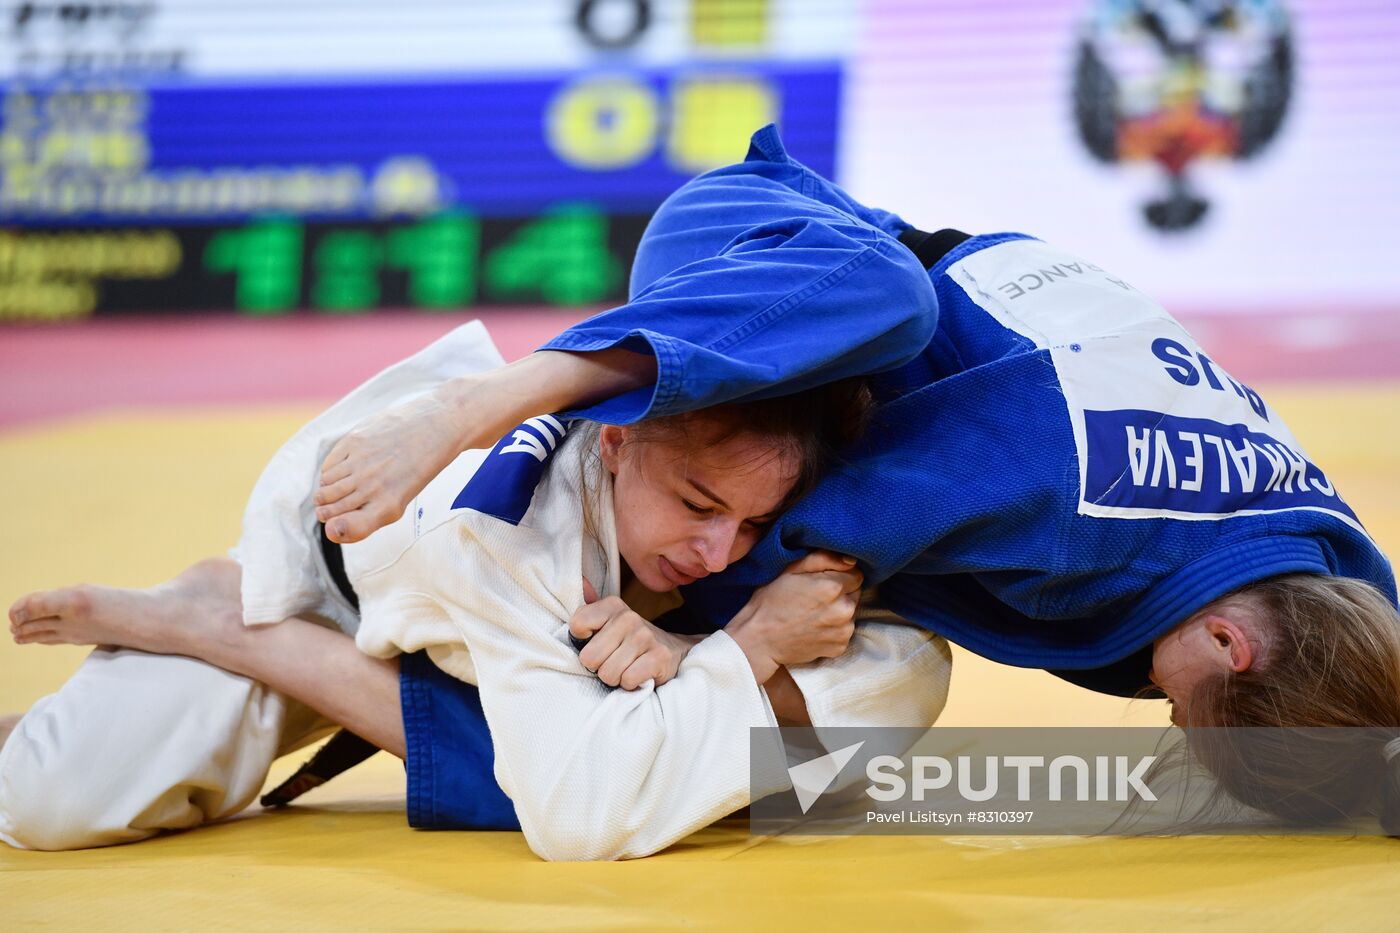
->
[202, 206, 625, 315]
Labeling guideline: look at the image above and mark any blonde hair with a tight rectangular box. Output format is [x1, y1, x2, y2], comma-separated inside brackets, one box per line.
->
[1181, 573, 1400, 831]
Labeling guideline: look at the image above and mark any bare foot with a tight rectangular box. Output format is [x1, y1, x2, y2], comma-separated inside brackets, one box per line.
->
[8, 557, 243, 656]
[316, 384, 480, 543]
[0, 713, 21, 752]
[315, 348, 656, 543]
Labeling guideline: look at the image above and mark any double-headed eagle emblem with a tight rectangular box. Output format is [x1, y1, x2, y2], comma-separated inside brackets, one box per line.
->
[1073, 0, 1293, 232]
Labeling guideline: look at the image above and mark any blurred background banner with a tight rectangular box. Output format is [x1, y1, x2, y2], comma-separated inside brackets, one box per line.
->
[847, 0, 1400, 312]
[1, 0, 1397, 322]
[0, 0, 850, 319]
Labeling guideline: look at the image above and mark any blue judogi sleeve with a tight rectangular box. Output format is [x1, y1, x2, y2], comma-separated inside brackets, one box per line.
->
[543, 125, 938, 425]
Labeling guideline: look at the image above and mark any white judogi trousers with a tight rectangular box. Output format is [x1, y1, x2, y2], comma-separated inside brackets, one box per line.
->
[0, 322, 505, 851]
[0, 321, 954, 855]
[0, 648, 334, 850]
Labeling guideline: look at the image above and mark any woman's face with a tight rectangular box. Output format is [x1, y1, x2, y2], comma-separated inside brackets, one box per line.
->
[600, 424, 799, 593]
[1150, 624, 1219, 727]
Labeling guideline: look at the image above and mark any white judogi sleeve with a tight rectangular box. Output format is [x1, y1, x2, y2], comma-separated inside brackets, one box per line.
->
[237, 320, 505, 635]
[782, 602, 953, 793]
[344, 432, 788, 862]
[787, 598, 953, 731]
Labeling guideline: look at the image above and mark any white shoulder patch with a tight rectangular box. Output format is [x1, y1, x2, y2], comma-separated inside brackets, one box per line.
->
[949, 240, 1363, 533]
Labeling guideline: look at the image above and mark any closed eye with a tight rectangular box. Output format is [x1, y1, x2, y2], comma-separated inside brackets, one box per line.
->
[682, 498, 714, 515]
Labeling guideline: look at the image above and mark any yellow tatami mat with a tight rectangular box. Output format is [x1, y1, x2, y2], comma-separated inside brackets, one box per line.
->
[3, 383, 1400, 929]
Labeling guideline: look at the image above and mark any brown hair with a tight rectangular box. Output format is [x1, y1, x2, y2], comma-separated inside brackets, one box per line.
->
[620, 378, 873, 515]
[1175, 573, 1400, 831]
[576, 379, 873, 553]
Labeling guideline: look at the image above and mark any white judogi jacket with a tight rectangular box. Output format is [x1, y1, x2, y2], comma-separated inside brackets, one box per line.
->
[239, 322, 952, 861]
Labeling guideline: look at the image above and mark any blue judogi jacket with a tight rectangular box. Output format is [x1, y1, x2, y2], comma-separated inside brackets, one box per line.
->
[395, 125, 1397, 834]
[545, 125, 1396, 695]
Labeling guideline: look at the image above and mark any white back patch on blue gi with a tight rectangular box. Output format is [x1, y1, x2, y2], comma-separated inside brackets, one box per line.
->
[948, 240, 1364, 534]
[451, 415, 567, 525]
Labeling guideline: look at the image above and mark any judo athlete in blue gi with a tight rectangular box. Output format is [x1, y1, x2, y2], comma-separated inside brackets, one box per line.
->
[307, 125, 1400, 832]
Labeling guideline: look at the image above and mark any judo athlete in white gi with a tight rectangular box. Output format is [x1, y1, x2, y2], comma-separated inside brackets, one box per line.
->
[301, 126, 1400, 830]
[1, 321, 952, 859]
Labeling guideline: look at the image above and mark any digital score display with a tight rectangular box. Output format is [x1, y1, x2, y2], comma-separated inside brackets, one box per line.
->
[1, 0, 853, 321]
[2, 209, 649, 320]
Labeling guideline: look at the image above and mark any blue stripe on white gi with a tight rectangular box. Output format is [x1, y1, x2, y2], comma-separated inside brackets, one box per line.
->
[451, 414, 567, 525]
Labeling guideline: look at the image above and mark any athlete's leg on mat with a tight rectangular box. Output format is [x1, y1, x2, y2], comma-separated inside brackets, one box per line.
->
[0, 560, 355, 850]
[152, 605, 407, 758]
[8, 556, 406, 756]
[0, 649, 335, 850]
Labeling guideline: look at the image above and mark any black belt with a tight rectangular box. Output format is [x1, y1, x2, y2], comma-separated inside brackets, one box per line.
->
[260, 729, 380, 809]
[319, 522, 359, 611]
[897, 226, 971, 271]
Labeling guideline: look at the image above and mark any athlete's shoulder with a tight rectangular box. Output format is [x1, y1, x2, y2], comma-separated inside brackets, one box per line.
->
[451, 415, 571, 527]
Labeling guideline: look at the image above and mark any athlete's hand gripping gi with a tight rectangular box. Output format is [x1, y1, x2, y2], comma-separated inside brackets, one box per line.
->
[571, 551, 863, 691]
[571, 578, 704, 690]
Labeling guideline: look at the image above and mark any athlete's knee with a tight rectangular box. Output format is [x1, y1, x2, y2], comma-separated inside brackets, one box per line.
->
[0, 791, 129, 851]
[0, 689, 214, 851]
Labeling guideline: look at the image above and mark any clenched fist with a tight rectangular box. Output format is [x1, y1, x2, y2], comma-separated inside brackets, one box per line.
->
[569, 580, 702, 690]
[726, 550, 863, 683]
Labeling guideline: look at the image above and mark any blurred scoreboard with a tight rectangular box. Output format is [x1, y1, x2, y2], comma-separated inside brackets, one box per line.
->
[0, 0, 852, 320]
